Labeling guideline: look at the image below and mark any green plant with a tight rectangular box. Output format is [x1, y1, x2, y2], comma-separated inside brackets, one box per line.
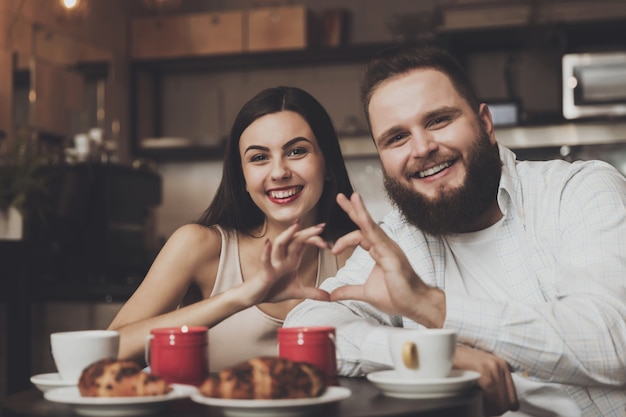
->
[0, 130, 51, 222]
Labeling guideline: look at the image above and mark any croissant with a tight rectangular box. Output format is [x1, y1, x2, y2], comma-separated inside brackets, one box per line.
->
[78, 358, 172, 397]
[199, 356, 326, 399]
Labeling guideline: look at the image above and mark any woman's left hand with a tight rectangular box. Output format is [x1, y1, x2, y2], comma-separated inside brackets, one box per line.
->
[251, 222, 331, 304]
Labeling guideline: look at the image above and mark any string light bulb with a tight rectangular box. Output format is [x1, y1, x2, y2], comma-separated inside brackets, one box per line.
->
[55, 0, 90, 21]
[62, 0, 79, 9]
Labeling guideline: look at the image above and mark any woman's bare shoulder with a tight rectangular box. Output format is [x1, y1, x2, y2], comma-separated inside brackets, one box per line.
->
[171, 223, 221, 241]
[163, 224, 223, 261]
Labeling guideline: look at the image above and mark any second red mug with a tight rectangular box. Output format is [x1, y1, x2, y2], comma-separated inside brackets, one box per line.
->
[146, 326, 209, 386]
[277, 326, 338, 386]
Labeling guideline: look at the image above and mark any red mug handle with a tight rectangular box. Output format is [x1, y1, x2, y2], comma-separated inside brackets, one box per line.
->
[144, 334, 154, 368]
[328, 332, 342, 370]
[328, 332, 339, 358]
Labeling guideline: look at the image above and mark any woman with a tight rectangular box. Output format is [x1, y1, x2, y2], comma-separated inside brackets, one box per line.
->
[108, 86, 357, 370]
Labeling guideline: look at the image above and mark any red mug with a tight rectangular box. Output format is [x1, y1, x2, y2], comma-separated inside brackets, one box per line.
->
[277, 326, 338, 386]
[146, 326, 209, 386]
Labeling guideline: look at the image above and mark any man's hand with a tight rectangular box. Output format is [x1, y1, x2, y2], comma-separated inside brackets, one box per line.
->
[454, 345, 520, 416]
[330, 193, 446, 328]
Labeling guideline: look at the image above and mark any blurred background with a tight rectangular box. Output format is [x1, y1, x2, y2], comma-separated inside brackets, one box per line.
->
[1, 0, 626, 400]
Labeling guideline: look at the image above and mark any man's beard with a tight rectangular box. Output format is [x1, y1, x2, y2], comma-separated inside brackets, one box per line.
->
[384, 127, 502, 236]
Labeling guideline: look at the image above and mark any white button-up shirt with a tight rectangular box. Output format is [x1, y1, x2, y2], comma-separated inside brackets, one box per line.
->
[285, 145, 626, 417]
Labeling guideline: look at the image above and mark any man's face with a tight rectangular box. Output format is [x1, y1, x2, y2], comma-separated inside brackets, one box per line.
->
[368, 68, 502, 235]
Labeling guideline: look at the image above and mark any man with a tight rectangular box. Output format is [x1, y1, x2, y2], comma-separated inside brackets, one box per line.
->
[285, 43, 626, 416]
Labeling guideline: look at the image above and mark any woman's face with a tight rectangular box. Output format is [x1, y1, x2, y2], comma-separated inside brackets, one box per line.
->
[239, 110, 326, 229]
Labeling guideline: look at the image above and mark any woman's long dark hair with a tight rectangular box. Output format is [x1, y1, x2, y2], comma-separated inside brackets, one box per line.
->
[197, 86, 356, 242]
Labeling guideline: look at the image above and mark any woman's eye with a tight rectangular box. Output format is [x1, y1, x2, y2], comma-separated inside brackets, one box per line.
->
[287, 147, 308, 157]
[250, 154, 268, 162]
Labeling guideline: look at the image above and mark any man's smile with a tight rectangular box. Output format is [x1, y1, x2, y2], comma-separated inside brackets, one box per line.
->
[414, 160, 455, 179]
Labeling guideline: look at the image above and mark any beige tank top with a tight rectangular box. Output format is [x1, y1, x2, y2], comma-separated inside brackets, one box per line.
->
[207, 225, 339, 371]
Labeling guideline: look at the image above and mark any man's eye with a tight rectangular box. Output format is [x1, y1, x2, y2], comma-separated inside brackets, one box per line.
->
[429, 116, 451, 128]
[386, 134, 407, 146]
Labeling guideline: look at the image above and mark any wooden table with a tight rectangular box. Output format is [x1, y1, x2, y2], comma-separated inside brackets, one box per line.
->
[2, 377, 483, 417]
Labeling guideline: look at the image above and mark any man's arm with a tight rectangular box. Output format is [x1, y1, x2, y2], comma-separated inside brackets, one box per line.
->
[287, 194, 519, 414]
[285, 245, 402, 376]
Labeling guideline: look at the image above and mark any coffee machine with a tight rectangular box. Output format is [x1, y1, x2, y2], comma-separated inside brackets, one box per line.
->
[29, 163, 162, 286]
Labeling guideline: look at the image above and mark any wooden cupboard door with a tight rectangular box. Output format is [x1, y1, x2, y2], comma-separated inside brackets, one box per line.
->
[246, 6, 313, 52]
[0, 48, 12, 142]
[31, 59, 84, 137]
[188, 11, 243, 56]
[132, 11, 244, 59]
[131, 15, 190, 59]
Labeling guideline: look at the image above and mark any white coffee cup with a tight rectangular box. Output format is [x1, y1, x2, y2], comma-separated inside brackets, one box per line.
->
[388, 328, 456, 379]
[50, 330, 120, 383]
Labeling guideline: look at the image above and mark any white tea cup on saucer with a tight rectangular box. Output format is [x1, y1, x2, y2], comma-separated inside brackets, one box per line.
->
[50, 330, 119, 383]
[388, 328, 456, 379]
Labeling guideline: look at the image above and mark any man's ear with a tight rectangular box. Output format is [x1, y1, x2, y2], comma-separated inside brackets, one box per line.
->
[478, 103, 496, 144]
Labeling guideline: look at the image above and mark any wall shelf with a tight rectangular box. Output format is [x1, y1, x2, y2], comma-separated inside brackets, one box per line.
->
[129, 17, 626, 75]
[129, 15, 626, 162]
[137, 144, 227, 161]
[131, 42, 395, 74]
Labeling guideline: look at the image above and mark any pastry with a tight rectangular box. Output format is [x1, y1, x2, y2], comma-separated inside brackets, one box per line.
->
[78, 358, 171, 397]
[199, 356, 326, 399]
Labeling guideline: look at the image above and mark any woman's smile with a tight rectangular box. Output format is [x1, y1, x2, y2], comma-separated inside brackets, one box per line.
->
[267, 186, 304, 204]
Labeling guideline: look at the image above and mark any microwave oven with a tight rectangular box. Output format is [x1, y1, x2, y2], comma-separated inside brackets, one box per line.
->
[562, 52, 626, 120]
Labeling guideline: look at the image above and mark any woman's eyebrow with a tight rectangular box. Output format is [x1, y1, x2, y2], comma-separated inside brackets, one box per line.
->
[244, 137, 312, 155]
[243, 144, 269, 155]
[282, 137, 312, 150]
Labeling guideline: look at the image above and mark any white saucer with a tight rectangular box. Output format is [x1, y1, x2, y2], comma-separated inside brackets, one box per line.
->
[44, 384, 197, 416]
[30, 373, 76, 392]
[190, 386, 351, 417]
[366, 369, 480, 399]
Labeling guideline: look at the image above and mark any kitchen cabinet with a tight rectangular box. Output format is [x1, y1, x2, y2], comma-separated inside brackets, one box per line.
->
[11, 61, 109, 160]
[129, 4, 626, 162]
[25, 163, 162, 287]
[246, 6, 315, 52]
[131, 10, 245, 59]
[439, 0, 626, 32]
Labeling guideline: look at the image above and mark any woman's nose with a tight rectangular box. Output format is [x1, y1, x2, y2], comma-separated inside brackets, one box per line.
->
[270, 159, 291, 180]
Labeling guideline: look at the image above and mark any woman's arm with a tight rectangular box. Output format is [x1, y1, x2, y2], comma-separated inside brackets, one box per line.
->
[108, 224, 229, 362]
[109, 222, 330, 363]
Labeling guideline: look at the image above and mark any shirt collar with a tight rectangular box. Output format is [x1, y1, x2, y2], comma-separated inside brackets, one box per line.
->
[497, 144, 523, 220]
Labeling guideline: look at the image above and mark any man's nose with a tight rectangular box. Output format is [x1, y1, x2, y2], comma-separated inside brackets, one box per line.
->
[409, 131, 438, 158]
